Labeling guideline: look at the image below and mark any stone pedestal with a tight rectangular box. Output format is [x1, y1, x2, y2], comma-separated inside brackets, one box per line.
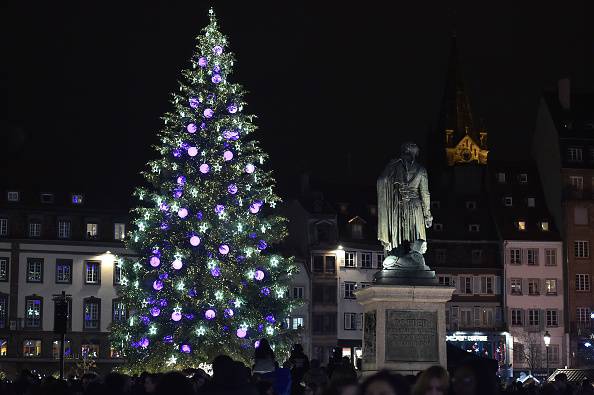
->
[355, 284, 455, 375]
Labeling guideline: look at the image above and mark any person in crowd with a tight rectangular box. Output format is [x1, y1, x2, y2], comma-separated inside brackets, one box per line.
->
[576, 378, 594, 395]
[155, 372, 194, 395]
[289, 344, 310, 395]
[253, 339, 277, 374]
[324, 378, 359, 395]
[143, 373, 161, 394]
[360, 370, 410, 395]
[302, 359, 329, 391]
[451, 360, 498, 395]
[411, 366, 448, 395]
[553, 373, 573, 395]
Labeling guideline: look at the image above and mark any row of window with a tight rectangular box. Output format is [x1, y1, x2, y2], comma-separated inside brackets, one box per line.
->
[0, 294, 126, 330]
[514, 220, 550, 232]
[447, 306, 502, 329]
[509, 308, 560, 327]
[510, 278, 558, 296]
[577, 307, 594, 323]
[0, 339, 120, 359]
[434, 249, 484, 265]
[438, 275, 500, 295]
[567, 147, 594, 163]
[4, 192, 85, 204]
[495, 172, 529, 184]
[501, 196, 538, 208]
[343, 252, 384, 269]
[568, 176, 594, 198]
[0, 257, 122, 285]
[575, 274, 592, 292]
[508, 248, 558, 265]
[433, 223, 481, 232]
[0, 219, 126, 241]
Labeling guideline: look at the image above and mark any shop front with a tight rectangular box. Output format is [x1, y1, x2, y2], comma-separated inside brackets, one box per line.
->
[446, 331, 512, 376]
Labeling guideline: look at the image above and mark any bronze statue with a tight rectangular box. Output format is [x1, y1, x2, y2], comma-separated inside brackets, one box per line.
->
[376, 142, 436, 284]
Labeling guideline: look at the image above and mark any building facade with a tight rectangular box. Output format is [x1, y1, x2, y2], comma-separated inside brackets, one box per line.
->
[533, 82, 594, 366]
[0, 189, 130, 376]
[489, 162, 566, 373]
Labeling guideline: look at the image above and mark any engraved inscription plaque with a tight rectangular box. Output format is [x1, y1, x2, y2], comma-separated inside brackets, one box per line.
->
[385, 310, 437, 362]
[363, 310, 376, 363]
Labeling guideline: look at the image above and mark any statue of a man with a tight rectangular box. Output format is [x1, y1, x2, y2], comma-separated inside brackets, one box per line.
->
[377, 142, 432, 269]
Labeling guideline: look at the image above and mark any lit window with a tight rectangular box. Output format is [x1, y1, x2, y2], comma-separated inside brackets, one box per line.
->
[511, 278, 522, 295]
[83, 298, 100, 329]
[72, 194, 84, 204]
[82, 342, 100, 358]
[0, 339, 6, 356]
[7, 192, 19, 202]
[85, 261, 100, 284]
[517, 221, 526, 231]
[26, 258, 43, 282]
[575, 241, 590, 258]
[545, 279, 557, 295]
[29, 223, 41, 238]
[113, 262, 121, 285]
[114, 223, 126, 240]
[0, 218, 7, 236]
[0, 294, 8, 329]
[52, 340, 73, 359]
[541, 221, 549, 231]
[86, 223, 98, 239]
[58, 221, 71, 239]
[25, 298, 42, 328]
[55, 259, 72, 284]
[23, 340, 42, 357]
[292, 317, 304, 330]
[0, 258, 8, 282]
[40, 193, 54, 204]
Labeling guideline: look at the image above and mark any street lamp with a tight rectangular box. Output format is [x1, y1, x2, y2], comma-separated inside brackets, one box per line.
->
[544, 330, 551, 380]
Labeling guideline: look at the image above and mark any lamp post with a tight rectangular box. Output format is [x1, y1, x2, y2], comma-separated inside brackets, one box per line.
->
[544, 330, 551, 381]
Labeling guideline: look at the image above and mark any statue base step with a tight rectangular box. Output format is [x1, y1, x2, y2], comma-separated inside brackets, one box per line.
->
[373, 269, 438, 286]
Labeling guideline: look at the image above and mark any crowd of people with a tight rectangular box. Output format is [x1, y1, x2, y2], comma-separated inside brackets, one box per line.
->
[0, 341, 593, 395]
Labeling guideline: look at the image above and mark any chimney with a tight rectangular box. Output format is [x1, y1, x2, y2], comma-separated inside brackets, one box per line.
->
[558, 78, 571, 110]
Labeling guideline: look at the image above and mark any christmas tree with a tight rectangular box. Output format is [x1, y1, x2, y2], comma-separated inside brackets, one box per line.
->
[111, 9, 299, 372]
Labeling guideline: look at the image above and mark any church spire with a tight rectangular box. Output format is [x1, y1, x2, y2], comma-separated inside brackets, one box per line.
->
[441, 34, 488, 166]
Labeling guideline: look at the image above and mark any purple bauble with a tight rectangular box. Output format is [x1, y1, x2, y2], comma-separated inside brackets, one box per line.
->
[219, 244, 230, 255]
[197, 211, 204, 220]
[213, 65, 221, 73]
[223, 150, 234, 161]
[159, 299, 168, 307]
[180, 344, 191, 353]
[188, 288, 197, 297]
[159, 273, 169, 280]
[249, 204, 260, 214]
[199, 164, 210, 174]
[198, 57, 208, 67]
[211, 74, 222, 84]
[205, 309, 216, 320]
[258, 324, 264, 332]
[245, 163, 256, 174]
[227, 104, 238, 114]
[266, 314, 276, 324]
[188, 147, 198, 157]
[171, 311, 182, 322]
[139, 338, 149, 348]
[140, 316, 150, 325]
[213, 45, 223, 55]
[189, 97, 200, 108]
[254, 270, 265, 281]
[249, 232, 257, 239]
[185, 313, 194, 320]
[200, 122, 207, 130]
[160, 222, 169, 230]
[224, 308, 234, 318]
[163, 335, 173, 343]
[211, 267, 221, 277]
[178, 208, 188, 218]
[150, 307, 161, 317]
[261, 287, 271, 296]
[189, 235, 201, 246]
[153, 280, 163, 291]
[159, 202, 169, 211]
[172, 258, 183, 270]
[177, 175, 186, 185]
[173, 149, 182, 158]
[215, 204, 225, 215]
[227, 184, 238, 195]
[186, 123, 197, 133]
[173, 188, 183, 199]
[237, 328, 247, 338]
[203, 108, 214, 118]
[255, 340, 261, 348]
[149, 256, 161, 267]
[258, 240, 268, 250]
[223, 130, 240, 141]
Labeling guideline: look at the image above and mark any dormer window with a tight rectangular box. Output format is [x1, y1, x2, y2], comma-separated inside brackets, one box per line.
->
[518, 174, 528, 183]
[468, 224, 480, 232]
[496, 173, 506, 183]
[433, 223, 443, 232]
[568, 147, 583, 162]
[72, 194, 84, 205]
[504, 197, 513, 207]
[41, 193, 54, 204]
[517, 221, 527, 231]
[540, 221, 550, 231]
[527, 197, 535, 207]
[465, 201, 477, 210]
[7, 191, 19, 202]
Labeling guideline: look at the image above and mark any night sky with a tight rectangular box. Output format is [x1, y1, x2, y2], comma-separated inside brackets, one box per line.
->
[1, 1, 592, 199]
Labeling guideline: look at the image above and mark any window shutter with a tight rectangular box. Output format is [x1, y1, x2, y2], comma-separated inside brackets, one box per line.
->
[507, 278, 513, 295]
[520, 309, 525, 326]
[473, 307, 481, 326]
[451, 307, 459, 329]
[473, 277, 480, 294]
[341, 282, 346, 299]
[451, 276, 457, 289]
[522, 278, 528, 294]
[356, 313, 363, 330]
[458, 276, 464, 293]
[495, 308, 502, 325]
[495, 276, 501, 294]
[343, 314, 350, 330]
[539, 309, 545, 330]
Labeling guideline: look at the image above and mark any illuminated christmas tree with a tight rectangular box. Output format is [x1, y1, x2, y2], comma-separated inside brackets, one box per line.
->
[111, 9, 298, 372]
